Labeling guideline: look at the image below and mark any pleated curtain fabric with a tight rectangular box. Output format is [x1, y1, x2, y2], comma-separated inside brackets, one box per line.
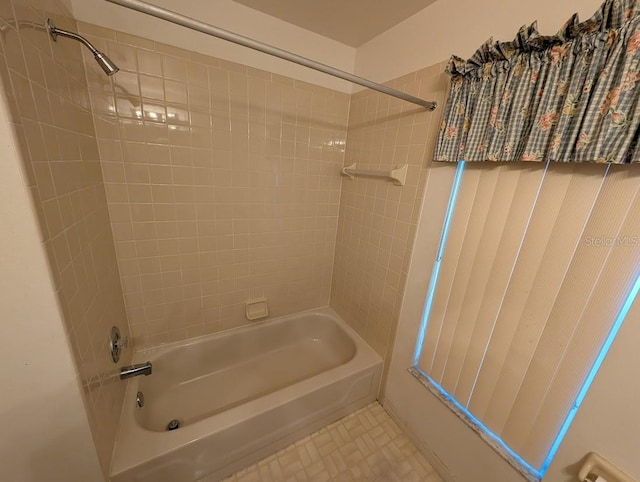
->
[435, 0, 640, 164]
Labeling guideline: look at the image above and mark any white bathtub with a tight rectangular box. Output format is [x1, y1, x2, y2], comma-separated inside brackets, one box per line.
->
[110, 307, 383, 482]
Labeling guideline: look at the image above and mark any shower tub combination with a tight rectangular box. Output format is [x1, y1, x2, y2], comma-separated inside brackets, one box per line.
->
[111, 308, 383, 482]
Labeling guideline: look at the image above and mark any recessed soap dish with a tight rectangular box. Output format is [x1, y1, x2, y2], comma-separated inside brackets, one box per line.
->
[245, 298, 269, 320]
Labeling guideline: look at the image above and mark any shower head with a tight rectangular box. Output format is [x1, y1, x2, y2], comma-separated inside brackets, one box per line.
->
[94, 51, 120, 76]
[47, 19, 119, 76]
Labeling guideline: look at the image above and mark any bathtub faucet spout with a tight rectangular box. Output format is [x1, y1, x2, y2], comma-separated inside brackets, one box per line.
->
[120, 361, 153, 379]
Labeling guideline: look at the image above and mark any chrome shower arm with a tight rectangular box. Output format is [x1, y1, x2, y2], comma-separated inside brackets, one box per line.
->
[46, 19, 119, 76]
[47, 20, 100, 56]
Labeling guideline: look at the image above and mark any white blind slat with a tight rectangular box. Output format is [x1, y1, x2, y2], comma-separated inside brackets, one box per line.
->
[521, 169, 640, 466]
[418, 167, 483, 375]
[483, 164, 607, 435]
[440, 165, 518, 394]
[500, 166, 637, 454]
[468, 166, 575, 423]
[454, 165, 548, 406]
[416, 161, 640, 470]
[431, 166, 500, 385]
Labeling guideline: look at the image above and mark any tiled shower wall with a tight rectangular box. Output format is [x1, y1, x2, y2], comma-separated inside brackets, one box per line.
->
[331, 63, 449, 359]
[78, 23, 350, 349]
[0, 0, 130, 473]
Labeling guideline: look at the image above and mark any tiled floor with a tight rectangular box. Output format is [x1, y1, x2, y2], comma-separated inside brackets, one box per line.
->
[223, 402, 443, 482]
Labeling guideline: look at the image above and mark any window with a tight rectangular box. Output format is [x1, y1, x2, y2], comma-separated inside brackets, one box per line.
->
[413, 161, 640, 478]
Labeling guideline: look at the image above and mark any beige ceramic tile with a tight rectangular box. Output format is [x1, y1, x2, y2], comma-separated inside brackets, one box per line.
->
[0, 0, 132, 475]
[330, 65, 449, 366]
[79, 23, 350, 350]
[5, 1, 451, 475]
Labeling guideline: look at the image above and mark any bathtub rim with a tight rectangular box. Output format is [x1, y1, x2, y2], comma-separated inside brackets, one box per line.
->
[110, 306, 382, 478]
[132, 306, 355, 359]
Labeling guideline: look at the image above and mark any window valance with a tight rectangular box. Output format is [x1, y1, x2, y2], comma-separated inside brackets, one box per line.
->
[435, 0, 640, 163]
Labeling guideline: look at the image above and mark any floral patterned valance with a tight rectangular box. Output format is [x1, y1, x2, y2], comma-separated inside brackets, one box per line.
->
[435, 0, 640, 163]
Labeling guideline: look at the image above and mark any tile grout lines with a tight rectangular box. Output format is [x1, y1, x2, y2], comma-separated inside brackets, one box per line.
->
[220, 402, 443, 482]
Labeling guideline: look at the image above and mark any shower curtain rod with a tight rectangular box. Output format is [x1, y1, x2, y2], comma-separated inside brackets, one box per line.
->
[105, 0, 437, 111]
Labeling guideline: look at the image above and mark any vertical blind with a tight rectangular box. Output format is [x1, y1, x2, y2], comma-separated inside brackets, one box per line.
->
[416, 162, 640, 469]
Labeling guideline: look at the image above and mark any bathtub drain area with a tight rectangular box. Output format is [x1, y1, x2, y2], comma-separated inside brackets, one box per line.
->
[166, 419, 180, 431]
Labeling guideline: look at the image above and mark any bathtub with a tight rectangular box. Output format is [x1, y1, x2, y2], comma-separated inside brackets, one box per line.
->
[110, 307, 382, 482]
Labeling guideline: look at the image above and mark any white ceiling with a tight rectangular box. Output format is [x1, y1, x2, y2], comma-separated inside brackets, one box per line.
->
[232, 0, 438, 47]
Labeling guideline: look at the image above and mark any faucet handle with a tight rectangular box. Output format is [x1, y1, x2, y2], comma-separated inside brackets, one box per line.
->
[114, 335, 129, 350]
[109, 326, 128, 363]
[115, 336, 129, 348]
